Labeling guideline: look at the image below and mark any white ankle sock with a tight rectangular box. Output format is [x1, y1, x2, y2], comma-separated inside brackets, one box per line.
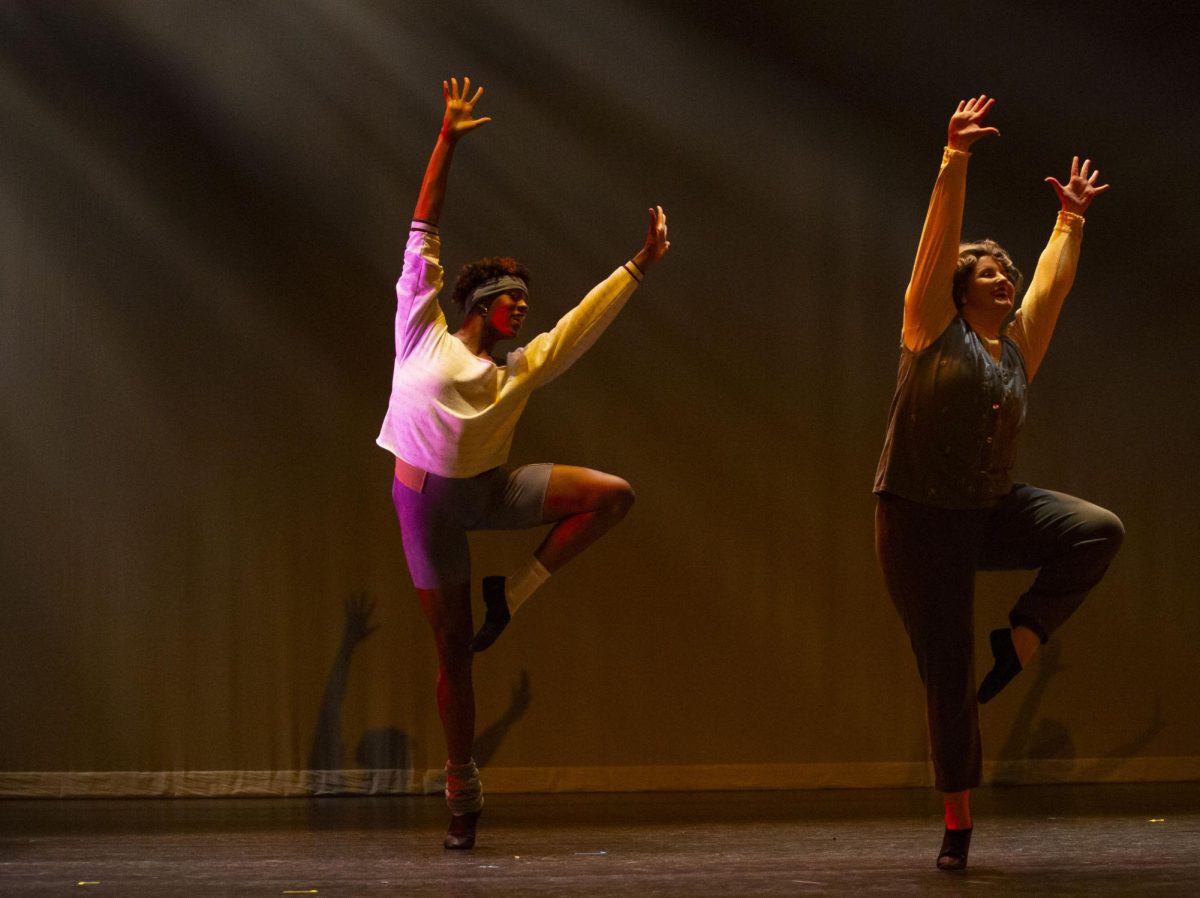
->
[507, 558, 551, 614]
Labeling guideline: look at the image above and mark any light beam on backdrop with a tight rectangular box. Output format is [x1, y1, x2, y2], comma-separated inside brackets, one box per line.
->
[0, 0, 1195, 793]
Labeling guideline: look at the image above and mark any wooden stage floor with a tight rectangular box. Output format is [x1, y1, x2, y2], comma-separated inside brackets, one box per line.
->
[2, 783, 1198, 895]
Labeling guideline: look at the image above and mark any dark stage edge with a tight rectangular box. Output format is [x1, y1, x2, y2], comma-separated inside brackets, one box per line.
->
[2, 783, 1199, 896]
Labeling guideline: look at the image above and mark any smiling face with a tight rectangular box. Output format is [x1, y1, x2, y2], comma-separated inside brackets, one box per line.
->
[480, 290, 528, 339]
[962, 254, 1015, 317]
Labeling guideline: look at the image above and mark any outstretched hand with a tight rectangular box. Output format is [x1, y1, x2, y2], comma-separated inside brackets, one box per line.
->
[947, 95, 1000, 151]
[440, 76, 491, 142]
[1045, 156, 1109, 215]
[633, 205, 670, 272]
[342, 591, 379, 647]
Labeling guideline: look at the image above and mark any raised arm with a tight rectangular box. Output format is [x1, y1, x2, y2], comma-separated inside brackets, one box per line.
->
[903, 96, 1000, 352]
[394, 78, 491, 357]
[631, 205, 670, 274]
[520, 206, 670, 385]
[413, 77, 491, 225]
[1009, 156, 1109, 381]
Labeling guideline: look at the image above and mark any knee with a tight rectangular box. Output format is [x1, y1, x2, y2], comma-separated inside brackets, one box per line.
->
[1104, 513, 1125, 554]
[601, 478, 635, 520]
[1089, 507, 1125, 559]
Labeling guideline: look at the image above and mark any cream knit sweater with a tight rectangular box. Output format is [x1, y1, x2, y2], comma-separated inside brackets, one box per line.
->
[378, 222, 643, 477]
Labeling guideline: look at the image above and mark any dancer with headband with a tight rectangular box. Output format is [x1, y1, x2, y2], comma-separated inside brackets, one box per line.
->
[873, 95, 1123, 871]
[378, 77, 669, 849]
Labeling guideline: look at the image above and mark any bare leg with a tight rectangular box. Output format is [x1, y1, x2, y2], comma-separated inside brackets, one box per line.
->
[943, 789, 972, 829]
[417, 581, 485, 847]
[535, 465, 635, 572]
[471, 466, 634, 653]
[1012, 624, 1040, 667]
[415, 582, 475, 764]
[939, 789, 973, 870]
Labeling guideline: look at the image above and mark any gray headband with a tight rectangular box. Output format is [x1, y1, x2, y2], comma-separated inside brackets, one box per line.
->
[464, 275, 529, 316]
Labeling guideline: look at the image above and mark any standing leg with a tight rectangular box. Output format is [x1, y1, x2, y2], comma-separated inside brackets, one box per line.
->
[415, 582, 485, 848]
[977, 485, 1124, 702]
[392, 476, 483, 848]
[415, 583, 476, 767]
[876, 496, 983, 870]
[472, 465, 634, 651]
[876, 496, 985, 794]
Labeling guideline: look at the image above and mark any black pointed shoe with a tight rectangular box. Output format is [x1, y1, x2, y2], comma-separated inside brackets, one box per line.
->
[937, 826, 972, 871]
[978, 627, 1022, 704]
[470, 576, 510, 653]
[443, 810, 481, 850]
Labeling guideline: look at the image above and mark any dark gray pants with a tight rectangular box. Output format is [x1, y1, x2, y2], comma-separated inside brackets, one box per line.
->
[874, 484, 1124, 793]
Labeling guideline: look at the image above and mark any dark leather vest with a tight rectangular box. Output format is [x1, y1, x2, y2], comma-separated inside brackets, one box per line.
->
[874, 316, 1027, 509]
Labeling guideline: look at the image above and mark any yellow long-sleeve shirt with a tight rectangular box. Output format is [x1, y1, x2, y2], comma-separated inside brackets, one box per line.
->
[903, 146, 1085, 382]
[876, 148, 1089, 507]
[377, 222, 642, 478]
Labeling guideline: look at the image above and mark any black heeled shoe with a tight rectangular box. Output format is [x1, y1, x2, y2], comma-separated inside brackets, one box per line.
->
[469, 576, 510, 653]
[937, 826, 972, 871]
[443, 810, 481, 850]
[978, 627, 1022, 704]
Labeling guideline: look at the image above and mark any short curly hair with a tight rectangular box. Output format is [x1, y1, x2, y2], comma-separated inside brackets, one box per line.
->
[952, 240, 1024, 309]
[450, 256, 532, 313]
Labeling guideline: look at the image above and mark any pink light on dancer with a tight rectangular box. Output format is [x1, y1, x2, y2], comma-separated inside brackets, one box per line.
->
[377, 77, 670, 850]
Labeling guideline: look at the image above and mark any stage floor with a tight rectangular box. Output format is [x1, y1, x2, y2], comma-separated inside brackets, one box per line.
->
[2, 783, 1198, 896]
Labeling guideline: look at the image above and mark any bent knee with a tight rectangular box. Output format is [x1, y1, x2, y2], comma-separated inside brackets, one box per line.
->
[602, 478, 636, 518]
[1091, 508, 1125, 551]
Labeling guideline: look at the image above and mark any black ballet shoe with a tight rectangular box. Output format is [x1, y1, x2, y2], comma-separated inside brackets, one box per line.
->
[937, 826, 972, 871]
[470, 576, 510, 653]
[978, 627, 1022, 704]
[443, 810, 481, 850]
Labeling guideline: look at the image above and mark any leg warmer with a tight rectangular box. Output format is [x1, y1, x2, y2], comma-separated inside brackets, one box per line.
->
[444, 759, 484, 815]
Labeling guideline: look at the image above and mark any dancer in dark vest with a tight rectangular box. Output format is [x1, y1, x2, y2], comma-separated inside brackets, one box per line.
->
[873, 95, 1123, 871]
[378, 77, 669, 850]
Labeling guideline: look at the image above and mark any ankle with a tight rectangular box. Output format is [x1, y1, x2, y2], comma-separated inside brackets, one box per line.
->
[444, 758, 484, 816]
[1012, 625, 1041, 667]
[506, 558, 551, 613]
[943, 791, 972, 829]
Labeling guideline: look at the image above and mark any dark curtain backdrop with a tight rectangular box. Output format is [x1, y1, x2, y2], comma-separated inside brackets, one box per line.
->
[2, 0, 1197, 795]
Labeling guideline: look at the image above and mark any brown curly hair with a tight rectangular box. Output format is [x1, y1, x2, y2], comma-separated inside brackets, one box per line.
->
[451, 256, 532, 313]
[952, 240, 1024, 309]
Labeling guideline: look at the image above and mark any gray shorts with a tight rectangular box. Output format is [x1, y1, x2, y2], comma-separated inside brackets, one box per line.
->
[391, 463, 553, 589]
